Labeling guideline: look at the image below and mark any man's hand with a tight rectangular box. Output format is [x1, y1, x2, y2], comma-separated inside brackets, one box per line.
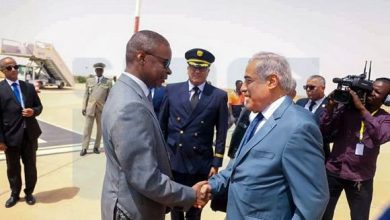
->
[22, 108, 34, 117]
[349, 89, 369, 115]
[192, 181, 211, 208]
[208, 167, 219, 178]
[0, 143, 7, 152]
[200, 183, 212, 200]
[82, 110, 86, 116]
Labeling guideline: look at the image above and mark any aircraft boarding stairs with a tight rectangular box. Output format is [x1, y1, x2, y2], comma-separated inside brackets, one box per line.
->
[0, 39, 74, 88]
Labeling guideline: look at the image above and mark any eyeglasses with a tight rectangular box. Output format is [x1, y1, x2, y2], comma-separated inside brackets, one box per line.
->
[144, 52, 171, 69]
[303, 85, 316, 91]
[3, 65, 19, 71]
[189, 65, 209, 72]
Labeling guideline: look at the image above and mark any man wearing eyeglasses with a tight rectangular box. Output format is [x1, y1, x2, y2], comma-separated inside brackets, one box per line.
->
[159, 48, 228, 220]
[297, 75, 330, 159]
[0, 57, 43, 208]
[101, 31, 209, 220]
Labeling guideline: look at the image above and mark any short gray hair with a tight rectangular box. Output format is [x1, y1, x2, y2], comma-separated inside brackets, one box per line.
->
[308, 75, 326, 87]
[250, 52, 292, 93]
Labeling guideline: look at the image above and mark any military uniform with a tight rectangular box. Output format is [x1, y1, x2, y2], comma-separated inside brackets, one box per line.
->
[81, 63, 112, 155]
[159, 49, 228, 220]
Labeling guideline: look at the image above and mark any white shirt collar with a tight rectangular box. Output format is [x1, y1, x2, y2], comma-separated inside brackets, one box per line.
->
[123, 72, 150, 97]
[261, 96, 287, 120]
[306, 96, 325, 113]
[188, 81, 206, 92]
[249, 96, 287, 134]
[6, 79, 20, 86]
[249, 96, 286, 122]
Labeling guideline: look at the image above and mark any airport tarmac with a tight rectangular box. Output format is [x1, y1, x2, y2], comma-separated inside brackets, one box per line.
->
[0, 84, 389, 220]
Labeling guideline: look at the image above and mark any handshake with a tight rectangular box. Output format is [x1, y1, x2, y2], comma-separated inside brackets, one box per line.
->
[192, 181, 213, 208]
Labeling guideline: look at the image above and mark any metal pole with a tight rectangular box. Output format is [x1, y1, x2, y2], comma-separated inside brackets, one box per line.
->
[134, 0, 142, 33]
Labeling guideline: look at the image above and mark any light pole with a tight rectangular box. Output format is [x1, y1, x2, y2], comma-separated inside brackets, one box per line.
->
[134, 0, 142, 33]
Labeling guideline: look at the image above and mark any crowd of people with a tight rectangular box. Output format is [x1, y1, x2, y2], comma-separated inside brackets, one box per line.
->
[0, 30, 389, 220]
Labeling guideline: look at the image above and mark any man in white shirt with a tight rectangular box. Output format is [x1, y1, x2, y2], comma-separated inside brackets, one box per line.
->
[296, 75, 330, 159]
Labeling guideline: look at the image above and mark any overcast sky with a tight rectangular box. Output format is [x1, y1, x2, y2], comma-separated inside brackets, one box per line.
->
[1, 0, 389, 95]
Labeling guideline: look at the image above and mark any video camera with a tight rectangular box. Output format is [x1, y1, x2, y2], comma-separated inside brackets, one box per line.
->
[331, 61, 373, 105]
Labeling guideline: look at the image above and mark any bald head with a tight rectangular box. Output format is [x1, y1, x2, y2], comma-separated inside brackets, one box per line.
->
[126, 30, 170, 63]
[0, 57, 16, 68]
[124, 30, 172, 88]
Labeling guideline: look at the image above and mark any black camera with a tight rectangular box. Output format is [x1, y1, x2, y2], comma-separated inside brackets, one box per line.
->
[331, 61, 373, 105]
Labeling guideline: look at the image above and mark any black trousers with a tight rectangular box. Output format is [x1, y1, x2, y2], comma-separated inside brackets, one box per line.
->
[322, 175, 373, 220]
[5, 132, 38, 196]
[171, 171, 208, 220]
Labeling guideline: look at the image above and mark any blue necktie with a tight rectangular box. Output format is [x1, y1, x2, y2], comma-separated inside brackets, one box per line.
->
[242, 112, 264, 145]
[11, 83, 22, 105]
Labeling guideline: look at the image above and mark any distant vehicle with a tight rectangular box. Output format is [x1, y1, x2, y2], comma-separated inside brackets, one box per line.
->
[17, 63, 66, 89]
[0, 39, 74, 89]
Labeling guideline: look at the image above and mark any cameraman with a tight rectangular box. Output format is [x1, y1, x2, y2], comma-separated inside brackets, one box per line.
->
[320, 77, 390, 220]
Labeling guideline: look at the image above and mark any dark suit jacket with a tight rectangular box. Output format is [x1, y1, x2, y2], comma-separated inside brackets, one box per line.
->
[227, 108, 250, 158]
[0, 80, 42, 147]
[159, 81, 228, 175]
[152, 86, 166, 116]
[296, 97, 331, 159]
[296, 97, 328, 123]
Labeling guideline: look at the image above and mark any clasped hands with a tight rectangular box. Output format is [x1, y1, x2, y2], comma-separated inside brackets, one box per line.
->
[192, 181, 212, 208]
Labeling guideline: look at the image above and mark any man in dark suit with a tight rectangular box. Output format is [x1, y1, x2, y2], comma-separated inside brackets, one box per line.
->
[159, 48, 228, 220]
[0, 57, 43, 208]
[296, 74, 330, 159]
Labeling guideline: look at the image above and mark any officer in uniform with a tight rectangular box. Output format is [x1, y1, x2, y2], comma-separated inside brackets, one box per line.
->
[159, 48, 228, 220]
[81, 62, 112, 156]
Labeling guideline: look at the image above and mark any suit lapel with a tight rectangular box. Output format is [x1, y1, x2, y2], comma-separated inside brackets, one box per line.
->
[119, 74, 172, 162]
[118, 74, 156, 120]
[179, 82, 192, 115]
[314, 97, 328, 117]
[19, 81, 28, 106]
[2, 80, 23, 106]
[233, 97, 293, 167]
[182, 83, 212, 128]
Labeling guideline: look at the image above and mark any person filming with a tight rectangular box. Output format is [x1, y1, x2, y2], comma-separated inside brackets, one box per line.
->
[321, 77, 390, 220]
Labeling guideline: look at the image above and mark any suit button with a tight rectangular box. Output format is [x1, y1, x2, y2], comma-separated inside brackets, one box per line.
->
[180, 130, 184, 134]
[178, 144, 182, 147]
[201, 121, 204, 124]
[194, 133, 198, 136]
[177, 117, 181, 121]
